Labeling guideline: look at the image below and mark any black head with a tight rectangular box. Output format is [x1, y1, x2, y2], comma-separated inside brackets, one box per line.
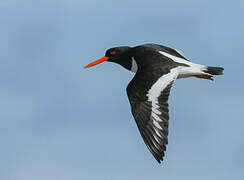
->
[84, 46, 133, 71]
[105, 46, 133, 70]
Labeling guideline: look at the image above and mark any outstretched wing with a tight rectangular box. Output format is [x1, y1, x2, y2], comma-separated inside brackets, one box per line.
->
[126, 66, 181, 163]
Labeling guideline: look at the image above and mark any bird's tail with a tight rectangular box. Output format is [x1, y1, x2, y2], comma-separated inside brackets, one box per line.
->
[203, 66, 224, 75]
[193, 66, 224, 80]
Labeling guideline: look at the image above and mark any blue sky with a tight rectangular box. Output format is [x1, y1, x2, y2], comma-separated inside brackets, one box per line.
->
[1, 0, 244, 179]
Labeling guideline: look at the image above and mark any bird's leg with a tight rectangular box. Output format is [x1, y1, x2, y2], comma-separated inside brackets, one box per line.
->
[194, 74, 213, 81]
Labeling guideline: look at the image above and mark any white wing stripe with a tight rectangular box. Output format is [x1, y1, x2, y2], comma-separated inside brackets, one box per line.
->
[147, 67, 180, 101]
[152, 113, 163, 122]
[159, 51, 208, 78]
[174, 49, 186, 58]
[159, 51, 192, 66]
[147, 67, 181, 129]
[152, 107, 162, 115]
[153, 121, 163, 130]
[155, 128, 162, 138]
[131, 57, 138, 73]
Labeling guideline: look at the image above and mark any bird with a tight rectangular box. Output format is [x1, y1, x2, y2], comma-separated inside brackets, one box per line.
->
[84, 43, 224, 163]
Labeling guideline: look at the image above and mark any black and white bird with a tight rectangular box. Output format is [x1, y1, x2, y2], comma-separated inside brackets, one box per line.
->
[84, 43, 224, 163]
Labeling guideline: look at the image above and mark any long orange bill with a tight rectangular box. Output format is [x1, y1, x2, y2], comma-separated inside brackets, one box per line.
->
[84, 56, 109, 68]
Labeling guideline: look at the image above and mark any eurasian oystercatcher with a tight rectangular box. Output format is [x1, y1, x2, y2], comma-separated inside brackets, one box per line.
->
[84, 43, 224, 163]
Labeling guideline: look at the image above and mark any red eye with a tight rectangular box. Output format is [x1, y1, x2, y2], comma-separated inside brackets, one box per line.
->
[111, 51, 116, 55]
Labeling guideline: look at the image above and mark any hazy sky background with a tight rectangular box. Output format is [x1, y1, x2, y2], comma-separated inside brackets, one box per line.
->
[1, 0, 244, 179]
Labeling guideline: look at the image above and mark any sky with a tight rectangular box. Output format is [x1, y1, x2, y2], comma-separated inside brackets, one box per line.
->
[1, 0, 244, 179]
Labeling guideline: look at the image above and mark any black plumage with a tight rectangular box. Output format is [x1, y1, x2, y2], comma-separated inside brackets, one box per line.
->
[84, 43, 224, 163]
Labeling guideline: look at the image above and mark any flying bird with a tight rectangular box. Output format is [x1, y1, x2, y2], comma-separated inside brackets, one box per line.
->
[84, 43, 224, 163]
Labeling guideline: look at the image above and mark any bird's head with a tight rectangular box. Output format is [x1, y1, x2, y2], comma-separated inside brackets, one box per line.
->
[84, 46, 135, 71]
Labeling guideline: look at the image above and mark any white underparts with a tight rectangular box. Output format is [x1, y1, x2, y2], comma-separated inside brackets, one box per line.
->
[147, 67, 181, 130]
[131, 57, 138, 73]
[158, 51, 210, 79]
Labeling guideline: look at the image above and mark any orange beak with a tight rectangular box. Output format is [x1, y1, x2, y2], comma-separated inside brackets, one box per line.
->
[84, 56, 109, 68]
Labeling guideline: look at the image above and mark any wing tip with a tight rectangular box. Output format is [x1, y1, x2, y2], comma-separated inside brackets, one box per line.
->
[155, 155, 164, 164]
